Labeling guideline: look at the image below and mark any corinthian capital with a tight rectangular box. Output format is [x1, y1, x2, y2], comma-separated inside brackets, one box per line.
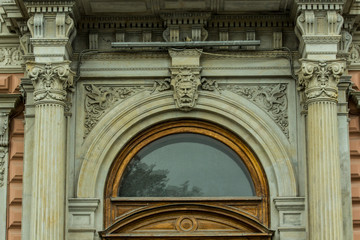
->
[26, 61, 74, 104]
[297, 60, 345, 103]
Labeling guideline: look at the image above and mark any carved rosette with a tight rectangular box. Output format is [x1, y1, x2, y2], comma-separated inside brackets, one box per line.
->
[297, 60, 345, 103]
[26, 61, 74, 105]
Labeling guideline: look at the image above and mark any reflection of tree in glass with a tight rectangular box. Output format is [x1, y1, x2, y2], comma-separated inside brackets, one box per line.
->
[118, 159, 203, 197]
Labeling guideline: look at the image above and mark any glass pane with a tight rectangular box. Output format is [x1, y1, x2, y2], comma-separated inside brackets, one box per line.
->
[118, 133, 255, 197]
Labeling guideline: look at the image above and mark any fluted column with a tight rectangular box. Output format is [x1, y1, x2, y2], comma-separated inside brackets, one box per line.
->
[27, 62, 74, 240]
[298, 59, 346, 240]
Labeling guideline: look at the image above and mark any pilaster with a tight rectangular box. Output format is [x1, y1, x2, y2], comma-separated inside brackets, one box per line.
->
[337, 75, 354, 240]
[26, 61, 74, 240]
[298, 59, 346, 240]
[22, 2, 76, 240]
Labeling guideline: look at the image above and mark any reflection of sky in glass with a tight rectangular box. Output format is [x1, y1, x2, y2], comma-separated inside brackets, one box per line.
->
[119, 133, 255, 197]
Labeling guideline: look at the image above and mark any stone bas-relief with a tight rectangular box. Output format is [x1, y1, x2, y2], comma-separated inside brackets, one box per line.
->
[2, 0, 358, 239]
[84, 84, 147, 136]
[0, 47, 23, 66]
[171, 68, 201, 112]
[226, 84, 289, 138]
[84, 81, 288, 139]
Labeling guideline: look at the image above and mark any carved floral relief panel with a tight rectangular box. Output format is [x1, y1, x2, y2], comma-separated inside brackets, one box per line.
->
[84, 84, 147, 137]
[225, 84, 289, 138]
[83, 82, 289, 139]
[0, 47, 23, 67]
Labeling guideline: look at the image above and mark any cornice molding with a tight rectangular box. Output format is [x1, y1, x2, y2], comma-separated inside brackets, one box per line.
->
[24, 1, 75, 14]
[296, 0, 345, 13]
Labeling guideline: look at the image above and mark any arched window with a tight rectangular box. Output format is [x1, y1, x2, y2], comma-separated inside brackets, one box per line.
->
[102, 120, 272, 239]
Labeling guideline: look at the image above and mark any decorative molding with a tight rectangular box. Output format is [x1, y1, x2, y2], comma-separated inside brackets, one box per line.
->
[246, 30, 256, 50]
[0, 47, 23, 67]
[274, 197, 306, 236]
[80, 67, 169, 72]
[296, 1, 344, 12]
[306, 51, 338, 55]
[348, 43, 360, 63]
[209, 15, 294, 28]
[84, 84, 147, 137]
[296, 6, 344, 54]
[302, 35, 342, 44]
[73, 51, 296, 61]
[26, 61, 74, 104]
[68, 198, 99, 232]
[79, 15, 163, 31]
[225, 83, 289, 138]
[297, 60, 346, 103]
[201, 78, 221, 92]
[20, 33, 33, 56]
[296, 10, 315, 36]
[161, 12, 210, 42]
[89, 32, 98, 50]
[0, 113, 9, 187]
[73, 52, 168, 60]
[203, 66, 290, 70]
[24, 1, 75, 14]
[273, 32, 283, 49]
[29, 39, 70, 46]
[160, 12, 211, 26]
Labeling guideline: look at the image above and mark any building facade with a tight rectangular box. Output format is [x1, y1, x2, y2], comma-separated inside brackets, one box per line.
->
[1, 0, 360, 239]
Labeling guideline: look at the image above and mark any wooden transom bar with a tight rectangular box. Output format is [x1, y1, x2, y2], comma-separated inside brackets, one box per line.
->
[102, 120, 272, 239]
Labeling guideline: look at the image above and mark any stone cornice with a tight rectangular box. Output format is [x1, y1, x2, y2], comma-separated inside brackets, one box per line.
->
[78, 14, 295, 31]
[24, 1, 75, 14]
[296, 0, 345, 13]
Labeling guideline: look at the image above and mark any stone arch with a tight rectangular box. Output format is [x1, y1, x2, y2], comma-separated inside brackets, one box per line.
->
[76, 90, 297, 199]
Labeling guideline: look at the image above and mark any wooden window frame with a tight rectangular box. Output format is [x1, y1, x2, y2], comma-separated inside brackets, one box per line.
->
[102, 120, 271, 239]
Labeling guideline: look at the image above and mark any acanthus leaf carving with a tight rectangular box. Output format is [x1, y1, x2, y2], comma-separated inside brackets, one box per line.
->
[226, 84, 289, 138]
[27, 61, 74, 103]
[84, 84, 147, 137]
[297, 60, 345, 102]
